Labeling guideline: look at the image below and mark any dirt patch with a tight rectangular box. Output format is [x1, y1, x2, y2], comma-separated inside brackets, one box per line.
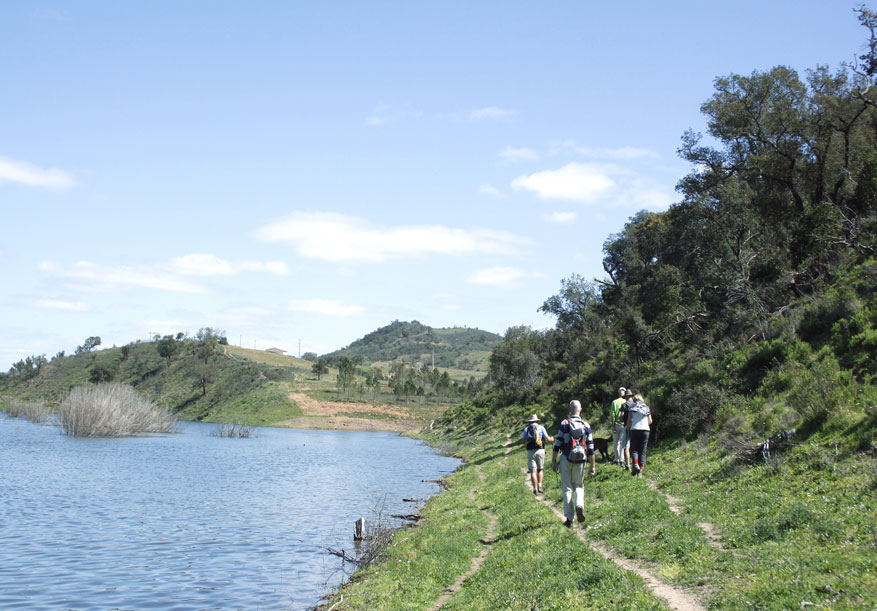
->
[274, 392, 419, 432]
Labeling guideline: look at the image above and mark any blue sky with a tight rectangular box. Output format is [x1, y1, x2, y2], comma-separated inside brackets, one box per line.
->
[0, 1, 865, 367]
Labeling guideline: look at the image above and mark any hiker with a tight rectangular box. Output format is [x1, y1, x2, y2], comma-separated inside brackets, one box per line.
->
[521, 414, 554, 494]
[625, 392, 653, 476]
[618, 389, 634, 470]
[551, 400, 596, 527]
[610, 387, 627, 466]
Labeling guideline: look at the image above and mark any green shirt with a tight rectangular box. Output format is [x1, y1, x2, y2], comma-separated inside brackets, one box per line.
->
[610, 397, 626, 423]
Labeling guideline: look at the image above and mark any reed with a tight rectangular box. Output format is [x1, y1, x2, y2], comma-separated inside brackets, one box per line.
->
[3, 399, 52, 423]
[58, 383, 177, 437]
[210, 422, 255, 438]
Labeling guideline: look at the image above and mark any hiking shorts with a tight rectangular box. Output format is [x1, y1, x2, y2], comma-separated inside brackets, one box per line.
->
[527, 448, 546, 471]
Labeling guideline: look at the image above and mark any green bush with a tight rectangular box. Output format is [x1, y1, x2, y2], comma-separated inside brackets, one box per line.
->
[659, 382, 728, 439]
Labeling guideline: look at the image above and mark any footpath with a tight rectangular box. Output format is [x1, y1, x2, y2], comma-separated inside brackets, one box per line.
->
[325, 432, 722, 610]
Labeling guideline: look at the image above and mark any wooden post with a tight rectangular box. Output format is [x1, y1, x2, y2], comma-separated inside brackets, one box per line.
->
[354, 517, 365, 541]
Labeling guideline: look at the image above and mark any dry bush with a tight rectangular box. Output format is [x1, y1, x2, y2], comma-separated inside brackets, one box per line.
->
[3, 399, 52, 423]
[210, 422, 254, 438]
[58, 383, 176, 437]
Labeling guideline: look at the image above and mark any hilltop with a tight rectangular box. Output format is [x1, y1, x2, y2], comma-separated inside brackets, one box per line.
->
[321, 320, 500, 371]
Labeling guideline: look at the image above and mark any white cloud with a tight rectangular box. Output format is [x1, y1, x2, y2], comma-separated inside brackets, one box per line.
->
[366, 103, 422, 126]
[253, 212, 529, 263]
[38, 261, 208, 293]
[498, 146, 539, 163]
[38, 253, 289, 294]
[33, 299, 88, 311]
[549, 140, 660, 161]
[289, 299, 365, 317]
[478, 183, 504, 197]
[512, 162, 616, 204]
[0, 156, 76, 190]
[469, 106, 516, 120]
[169, 253, 288, 276]
[543, 211, 577, 224]
[512, 161, 675, 210]
[466, 266, 546, 288]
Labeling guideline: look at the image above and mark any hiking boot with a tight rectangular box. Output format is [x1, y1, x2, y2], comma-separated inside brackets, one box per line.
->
[533, 487, 538, 494]
[563, 518, 572, 528]
[576, 506, 586, 523]
[537, 485, 544, 494]
[631, 464, 640, 476]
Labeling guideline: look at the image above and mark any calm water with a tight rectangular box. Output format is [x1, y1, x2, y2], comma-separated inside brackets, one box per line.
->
[0, 415, 459, 610]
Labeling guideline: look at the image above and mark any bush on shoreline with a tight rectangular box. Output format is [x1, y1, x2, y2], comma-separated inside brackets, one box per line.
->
[2, 399, 52, 424]
[58, 383, 176, 437]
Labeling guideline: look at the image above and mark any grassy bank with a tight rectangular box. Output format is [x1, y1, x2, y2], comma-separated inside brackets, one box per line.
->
[324, 411, 877, 610]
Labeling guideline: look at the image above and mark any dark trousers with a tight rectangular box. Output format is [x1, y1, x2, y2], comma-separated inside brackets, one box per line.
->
[629, 429, 650, 468]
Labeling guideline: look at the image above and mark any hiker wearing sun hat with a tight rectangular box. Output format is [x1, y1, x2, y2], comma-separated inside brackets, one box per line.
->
[521, 414, 554, 494]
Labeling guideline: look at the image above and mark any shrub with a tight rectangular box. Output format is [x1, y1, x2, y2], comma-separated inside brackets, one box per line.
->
[3, 399, 52, 423]
[210, 422, 254, 438]
[659, 382, 728, 438]
[58, 383, 177, 437]
[785, 354, 852, 426]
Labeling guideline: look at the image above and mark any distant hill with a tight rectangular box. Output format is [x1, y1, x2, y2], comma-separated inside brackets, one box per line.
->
[0, 339, 307, 425]
[322, 320, 501, 371]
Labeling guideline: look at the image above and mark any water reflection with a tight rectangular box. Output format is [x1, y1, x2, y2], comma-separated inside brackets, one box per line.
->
[0, 416, 459, 610]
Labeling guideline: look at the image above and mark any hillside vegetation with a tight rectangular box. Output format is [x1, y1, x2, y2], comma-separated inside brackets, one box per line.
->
[475, 10, 877, 447]
[321, 320, 500, 371]
[1, 328, 482, 427]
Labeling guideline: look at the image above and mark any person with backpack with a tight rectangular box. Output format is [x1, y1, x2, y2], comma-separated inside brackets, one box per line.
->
[521, 414, 554, 494]
[551, 400, 596, 527]
[610, 387, 627, 467]
[625, 392, 653, 476]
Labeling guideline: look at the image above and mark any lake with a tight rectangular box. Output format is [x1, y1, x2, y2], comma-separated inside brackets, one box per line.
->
[0, 415, 460, 610]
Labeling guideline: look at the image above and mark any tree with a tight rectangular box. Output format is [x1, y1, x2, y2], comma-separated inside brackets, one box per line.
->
[75, 336, 101, 355]
[9, 354, 47, 380]
[336, 357, 356, 398]
[194, 361, 217, 396]
[488, 326, 545, 401]
[301, 352, 318, 362]
[156, 335, 179, 364]
[312, 358, 329, 380]
[88, 363, 115, 383]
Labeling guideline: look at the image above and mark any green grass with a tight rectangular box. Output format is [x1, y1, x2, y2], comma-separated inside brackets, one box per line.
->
[328, 432, 668, 610]
[199, 383, 302, 425]
[325, 407, 877, 610]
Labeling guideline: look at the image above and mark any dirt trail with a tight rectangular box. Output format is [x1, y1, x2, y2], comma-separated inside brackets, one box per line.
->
[429, 438, 513, 610]
[644, 480, 730, 554]
[531, 471, 705, 611]
[275, 391, 417, 432]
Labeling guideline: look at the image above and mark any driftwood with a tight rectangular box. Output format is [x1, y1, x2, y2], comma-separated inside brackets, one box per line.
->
[328, 547, 361, 564]
[354, 517, 365, 541]
[391, 513, 421, 521]
[422, 478, 449, 490]
[402, 497, 417, 502]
